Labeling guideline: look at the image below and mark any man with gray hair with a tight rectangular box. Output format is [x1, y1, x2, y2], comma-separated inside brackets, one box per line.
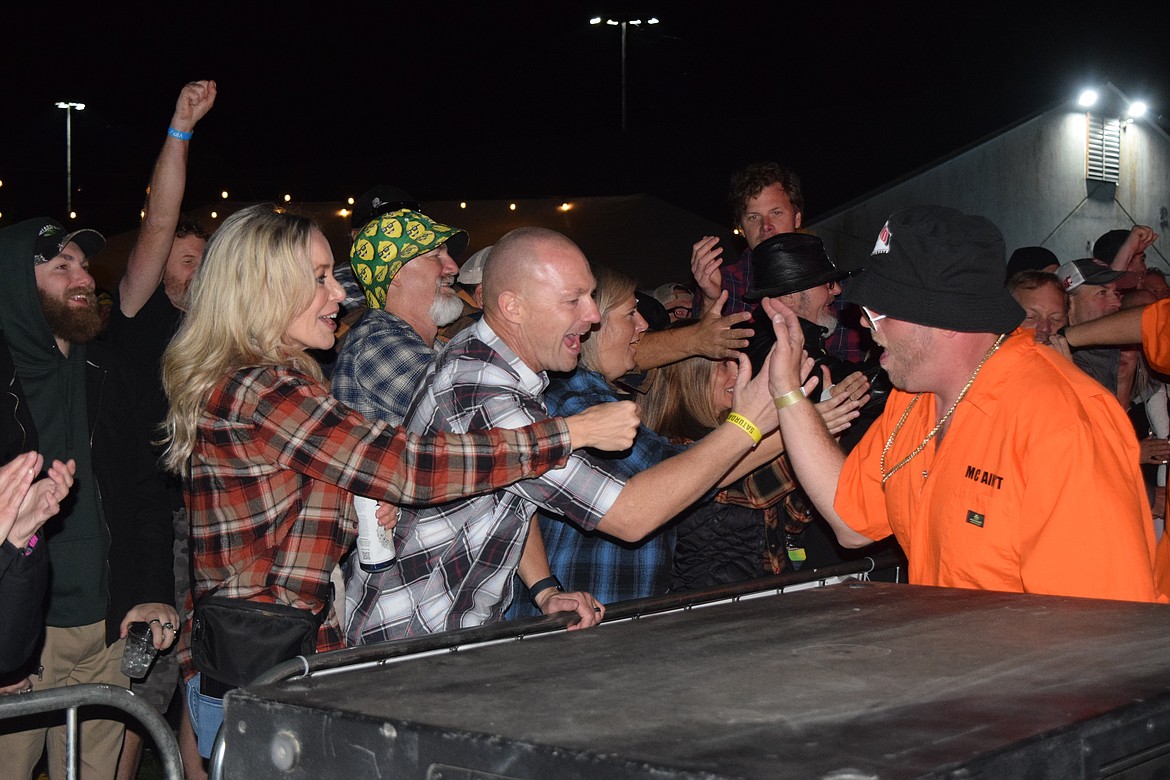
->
[332, 208, 469, 425]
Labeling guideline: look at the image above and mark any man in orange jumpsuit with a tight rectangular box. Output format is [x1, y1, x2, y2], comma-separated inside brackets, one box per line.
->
[763, 206, 1161, 602]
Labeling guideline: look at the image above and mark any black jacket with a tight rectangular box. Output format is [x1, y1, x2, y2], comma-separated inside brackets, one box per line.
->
[85, 340, 176, 644]
[670, 500, 766, 592]
[0, 334, 47, 675]
[0, 219, 174, 650]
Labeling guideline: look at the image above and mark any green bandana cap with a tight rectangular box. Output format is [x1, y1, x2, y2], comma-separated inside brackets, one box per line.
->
[349, 209, 468, 309]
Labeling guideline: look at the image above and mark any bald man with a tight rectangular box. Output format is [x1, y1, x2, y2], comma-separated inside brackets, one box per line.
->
[345, 227, 784, 643]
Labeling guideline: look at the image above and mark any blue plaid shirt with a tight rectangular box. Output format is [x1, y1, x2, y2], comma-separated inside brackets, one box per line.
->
[506, 368, 687, 618]
[331, 309, 433, 426]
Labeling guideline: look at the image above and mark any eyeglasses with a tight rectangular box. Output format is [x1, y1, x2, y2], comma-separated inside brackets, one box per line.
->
[668, 306, 693, 319]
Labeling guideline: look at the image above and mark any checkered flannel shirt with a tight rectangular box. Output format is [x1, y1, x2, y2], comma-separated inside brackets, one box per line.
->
[346, 319, 626, 644]
[332, 309, 433, 426]
[177, 364, 571, 678]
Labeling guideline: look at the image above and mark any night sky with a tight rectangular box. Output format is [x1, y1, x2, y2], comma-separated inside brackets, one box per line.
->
[3, 1, 1168, 238]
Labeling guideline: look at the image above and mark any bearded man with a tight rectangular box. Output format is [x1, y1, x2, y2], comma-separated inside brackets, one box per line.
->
[0, 220, 176, 780]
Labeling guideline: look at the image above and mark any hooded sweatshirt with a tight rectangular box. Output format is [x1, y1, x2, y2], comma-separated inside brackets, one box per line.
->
[0, 219, 108, 627]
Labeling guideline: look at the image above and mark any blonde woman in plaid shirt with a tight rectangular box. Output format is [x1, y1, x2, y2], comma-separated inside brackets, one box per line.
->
[160, 205, 637, 756]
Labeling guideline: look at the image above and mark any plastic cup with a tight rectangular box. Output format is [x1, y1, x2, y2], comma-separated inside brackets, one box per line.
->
[121, 621, 158, 679]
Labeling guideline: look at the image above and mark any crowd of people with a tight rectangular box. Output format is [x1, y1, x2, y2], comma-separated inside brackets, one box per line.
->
[1, 80, 1169, 779]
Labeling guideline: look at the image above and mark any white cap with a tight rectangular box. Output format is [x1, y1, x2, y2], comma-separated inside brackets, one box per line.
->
[458, 246, 492, 285]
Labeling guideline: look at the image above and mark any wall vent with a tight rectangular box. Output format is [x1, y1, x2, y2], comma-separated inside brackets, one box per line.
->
[1086, 113, 1122, 183]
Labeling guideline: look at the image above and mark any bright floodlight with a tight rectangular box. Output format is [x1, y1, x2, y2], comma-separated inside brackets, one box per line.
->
[55, 101, 85, 110]
[1078, 89, 1098, 108]
[606, 19, 618, 25]
[1128, 101, 1148, 118]
[630, 19, 641, 25]
[647, 17, 659, 23]
[589, 16, 601, 24]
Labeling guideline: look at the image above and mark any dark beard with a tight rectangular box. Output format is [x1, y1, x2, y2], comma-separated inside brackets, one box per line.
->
[39, 288, 104, 345]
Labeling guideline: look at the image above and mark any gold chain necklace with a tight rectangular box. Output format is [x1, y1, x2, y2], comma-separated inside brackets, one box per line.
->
[879, 334, 1006, 490]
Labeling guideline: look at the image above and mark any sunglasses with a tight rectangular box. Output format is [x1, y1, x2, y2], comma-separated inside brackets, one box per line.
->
[861, 306, 887, 330]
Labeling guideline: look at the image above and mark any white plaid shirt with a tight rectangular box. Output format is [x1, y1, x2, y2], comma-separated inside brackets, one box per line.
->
[345, 319, 624, 644]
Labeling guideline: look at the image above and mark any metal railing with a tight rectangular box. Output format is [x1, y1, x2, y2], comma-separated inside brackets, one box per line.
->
[0, 682, 184, 780]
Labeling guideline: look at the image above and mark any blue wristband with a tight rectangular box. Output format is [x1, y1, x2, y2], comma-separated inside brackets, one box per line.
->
[167, 126, 193, 141]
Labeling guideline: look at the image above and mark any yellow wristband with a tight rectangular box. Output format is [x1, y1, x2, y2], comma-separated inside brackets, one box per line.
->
[773, 389, 806, 409]
[725, 412, 762, 444]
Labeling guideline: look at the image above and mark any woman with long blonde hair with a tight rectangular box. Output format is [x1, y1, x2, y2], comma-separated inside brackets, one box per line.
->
[161, 205, 633, 756]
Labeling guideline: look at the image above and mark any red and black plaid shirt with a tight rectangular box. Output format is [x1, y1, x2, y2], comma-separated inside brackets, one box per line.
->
[177, 365, 570, 678]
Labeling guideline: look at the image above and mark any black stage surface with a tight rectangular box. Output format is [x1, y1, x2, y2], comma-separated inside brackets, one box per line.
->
[223, 582, 1170, 778]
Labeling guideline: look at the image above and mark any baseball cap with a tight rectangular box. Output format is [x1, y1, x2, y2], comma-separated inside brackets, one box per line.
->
[1056, 258, 1130, 292]
[1092, 230, 1131, 264]
[1005, 246, 1059, 280]
[458, 246, 491, 286]
[32, 221, 106, 265]
[351, 185, 421, 230]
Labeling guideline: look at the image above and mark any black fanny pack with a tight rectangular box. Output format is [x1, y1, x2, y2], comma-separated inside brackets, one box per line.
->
[191, 595, 323, 698]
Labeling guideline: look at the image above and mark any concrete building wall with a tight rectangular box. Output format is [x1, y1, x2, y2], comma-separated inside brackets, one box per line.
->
[810, 99, 1170, 276]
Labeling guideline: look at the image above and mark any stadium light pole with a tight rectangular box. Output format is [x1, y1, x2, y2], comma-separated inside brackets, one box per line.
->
[55, 101, 85, 216]
[589, 16, 659, 131]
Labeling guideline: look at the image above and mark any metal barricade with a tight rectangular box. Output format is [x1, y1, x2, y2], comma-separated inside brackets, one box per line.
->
[209, 552, 904, 778]
[0, 682, 184, 780]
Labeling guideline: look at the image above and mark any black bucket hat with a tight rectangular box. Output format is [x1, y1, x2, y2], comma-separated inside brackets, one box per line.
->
[745, 233, 849, 300]
[841, 205, 1024, 334]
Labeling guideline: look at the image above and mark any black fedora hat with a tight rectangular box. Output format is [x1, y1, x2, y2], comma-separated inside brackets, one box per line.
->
[745, 233, 849, 300]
